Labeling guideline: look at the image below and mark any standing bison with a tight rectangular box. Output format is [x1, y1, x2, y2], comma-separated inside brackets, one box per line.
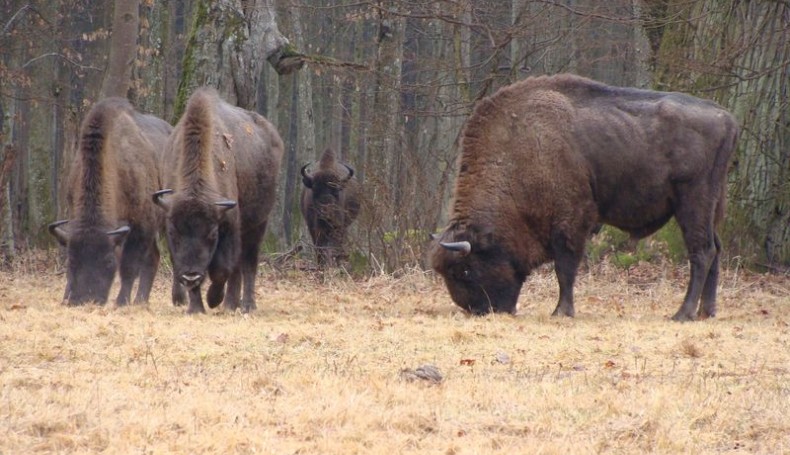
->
[431, 74, 738, 322]
[49, 98, 171, 305]
[301, 148, 360, 266]
[155, 87, 283, 314]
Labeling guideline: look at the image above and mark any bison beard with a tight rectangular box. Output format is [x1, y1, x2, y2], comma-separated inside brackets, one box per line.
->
[155, 87, 283, 314]
[49, 98, 171, 306]
[432, 74, 738, 322]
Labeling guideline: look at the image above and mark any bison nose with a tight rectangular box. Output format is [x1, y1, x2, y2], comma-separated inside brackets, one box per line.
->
[179, 272, 204, 288]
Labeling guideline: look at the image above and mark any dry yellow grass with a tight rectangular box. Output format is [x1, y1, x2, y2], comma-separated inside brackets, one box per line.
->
[1, 254, 789, 454]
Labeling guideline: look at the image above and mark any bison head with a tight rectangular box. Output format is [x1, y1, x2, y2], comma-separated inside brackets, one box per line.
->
[49, 219, 130, 305]
[154, 189, 236, 289]
[431, 224, 527, 315]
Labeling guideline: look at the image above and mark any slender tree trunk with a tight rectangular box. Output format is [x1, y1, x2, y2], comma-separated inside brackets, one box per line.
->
[100, 0, 140, 98]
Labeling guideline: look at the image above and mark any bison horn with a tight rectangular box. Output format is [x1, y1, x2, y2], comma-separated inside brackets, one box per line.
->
[440, 241, 471, 255]
[153, 189, 174, 210]
[215, 200, 237, 211]
[106, 226, 131, 236]
[48, 219, 70, 245]
[341, 163, 355, 182]
[300, 163, 313, 189]
[106, 225, 130, 247]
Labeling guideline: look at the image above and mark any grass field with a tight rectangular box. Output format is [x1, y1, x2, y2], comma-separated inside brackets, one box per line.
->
[1, 252, 788, 454]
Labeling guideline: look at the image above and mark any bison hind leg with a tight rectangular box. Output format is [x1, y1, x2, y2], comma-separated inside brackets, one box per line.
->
[697, 234, 721, 319]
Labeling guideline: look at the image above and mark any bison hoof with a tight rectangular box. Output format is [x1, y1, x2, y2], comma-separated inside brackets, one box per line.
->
[551, 307, 575, 318]
[186, 305, 206, 315]
[671, 311, 697, 322]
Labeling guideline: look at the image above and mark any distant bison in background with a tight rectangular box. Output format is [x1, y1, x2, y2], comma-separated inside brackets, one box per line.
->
[155, 87, 283, 314]
[301, 148, 360, 266]
[432, 74, 738, 322]
[49, 98, 172, 305]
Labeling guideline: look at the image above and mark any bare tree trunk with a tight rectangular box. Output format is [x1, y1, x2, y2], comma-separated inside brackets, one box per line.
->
[175, 0, 298, 118]
[100, 0, 140, 98]
[656, 0, 790, 267]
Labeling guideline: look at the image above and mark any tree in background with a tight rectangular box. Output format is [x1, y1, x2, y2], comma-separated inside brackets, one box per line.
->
[1, 0, 788, 272]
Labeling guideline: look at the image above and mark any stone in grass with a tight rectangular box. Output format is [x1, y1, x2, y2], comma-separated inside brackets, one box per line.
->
[399, 364, 443, 384]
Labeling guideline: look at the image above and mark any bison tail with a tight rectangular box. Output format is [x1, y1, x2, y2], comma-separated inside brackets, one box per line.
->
[181, 88, 216, 176]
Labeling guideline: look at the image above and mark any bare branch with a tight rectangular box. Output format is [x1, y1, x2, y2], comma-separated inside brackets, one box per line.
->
[21, 53, 102, 71]
[2, 4, 31, 35]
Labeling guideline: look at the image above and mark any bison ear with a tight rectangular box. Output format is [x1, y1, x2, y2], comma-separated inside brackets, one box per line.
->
[215, 200, 237, 212]
[300, 163, 313, 189]
[48, 219, 70, 246]
[153, 189, 174, 210]
[106, 225, 131, 247]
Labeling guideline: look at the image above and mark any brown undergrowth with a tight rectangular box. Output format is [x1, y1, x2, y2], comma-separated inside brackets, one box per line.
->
[0, 254, 788, 454]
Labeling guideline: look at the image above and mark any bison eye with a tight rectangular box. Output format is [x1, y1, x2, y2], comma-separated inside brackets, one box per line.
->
[455, 267, 472, 281]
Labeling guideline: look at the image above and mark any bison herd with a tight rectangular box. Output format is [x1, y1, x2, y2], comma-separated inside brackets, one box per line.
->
[49, 74, 738, 322]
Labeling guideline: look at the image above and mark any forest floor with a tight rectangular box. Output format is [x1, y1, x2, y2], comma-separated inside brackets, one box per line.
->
[1, 251, 789, 454]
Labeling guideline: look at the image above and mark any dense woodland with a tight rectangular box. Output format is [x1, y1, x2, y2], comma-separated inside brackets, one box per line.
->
[1, 0, 788, 272]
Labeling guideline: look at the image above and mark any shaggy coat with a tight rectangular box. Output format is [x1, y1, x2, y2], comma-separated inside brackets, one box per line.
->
[155, 87, 283, 314]
[431, 74, 738, 321]
[300, 148, 360, 266]
[49, 98, 171, 305]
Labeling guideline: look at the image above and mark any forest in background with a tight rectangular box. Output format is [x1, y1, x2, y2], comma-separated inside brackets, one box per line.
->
[1, 0, 788, 272]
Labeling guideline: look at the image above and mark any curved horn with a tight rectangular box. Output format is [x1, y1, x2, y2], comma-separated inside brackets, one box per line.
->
[440, 241, 471, 255]
[49, 219, 69, 232]
[215, 200, 237, 211]
[106, 225, 131, 236]
[301, 163, 313, 189]
[48, 219, 70, 245]
[341, 163, 355, 182]
[153, 189, 174, 210]
[107, 225, 130, 247]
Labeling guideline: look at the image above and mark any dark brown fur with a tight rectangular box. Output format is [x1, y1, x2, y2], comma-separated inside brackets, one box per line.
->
[431, 74, 738, 321]
[49, 98, 171, 305]
[300, 148, 360, 266]
[156, 87, 283, 314]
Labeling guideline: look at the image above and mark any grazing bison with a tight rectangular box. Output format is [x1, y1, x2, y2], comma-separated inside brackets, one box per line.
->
[300, 148, 360, 266]
[49, 98, 171, 305]
[431, 74, 738, 321]
[154, 87, 283, 314]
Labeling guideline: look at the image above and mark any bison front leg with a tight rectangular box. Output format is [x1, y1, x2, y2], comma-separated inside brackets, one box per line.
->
[186, 285, 206, 314]
[237, 227, 265, 312]
[171, 279, 186, 306]
[133, 239, 160, 304]
[550, 230, 583, 318]
[207, 262, 235, 310]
